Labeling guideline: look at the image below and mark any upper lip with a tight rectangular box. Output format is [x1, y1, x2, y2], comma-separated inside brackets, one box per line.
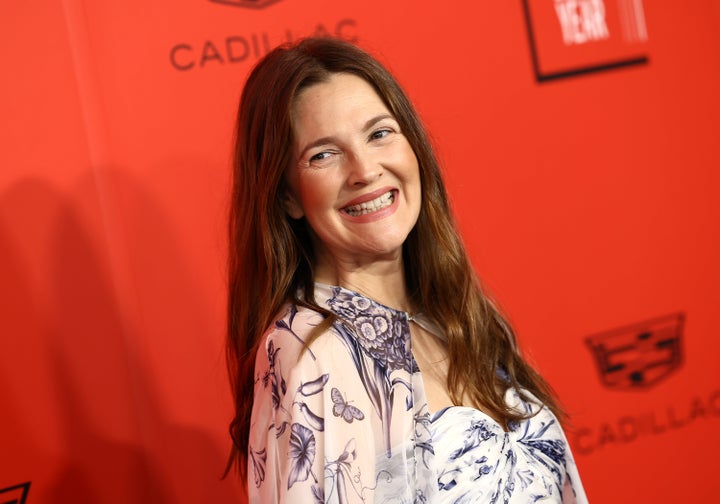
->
[340, 187, 396, 208]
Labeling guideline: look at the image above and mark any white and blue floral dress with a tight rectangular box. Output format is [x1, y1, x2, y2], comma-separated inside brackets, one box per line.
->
[248, 284, 588, 503]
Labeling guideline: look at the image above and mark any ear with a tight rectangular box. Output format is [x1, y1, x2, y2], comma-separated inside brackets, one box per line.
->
[281, 189, 304, 220]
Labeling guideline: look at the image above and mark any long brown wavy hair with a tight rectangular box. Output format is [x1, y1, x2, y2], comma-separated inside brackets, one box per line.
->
[226, 37, 563, 479]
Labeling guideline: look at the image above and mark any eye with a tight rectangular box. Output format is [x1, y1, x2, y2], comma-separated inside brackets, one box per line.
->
[369, 128, 392, 141]
[303, 149, 340, 168]
[309, 151, 333, 162]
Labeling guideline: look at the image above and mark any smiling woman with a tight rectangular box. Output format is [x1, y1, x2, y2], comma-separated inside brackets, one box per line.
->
[284, 73, 422, 275]
[225, 37, 588, 503]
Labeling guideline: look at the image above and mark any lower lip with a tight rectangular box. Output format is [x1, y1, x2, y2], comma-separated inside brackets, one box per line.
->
[340, 191, 399, 223]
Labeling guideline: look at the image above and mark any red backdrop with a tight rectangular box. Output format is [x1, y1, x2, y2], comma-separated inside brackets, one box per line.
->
[2, 1, 718, 502]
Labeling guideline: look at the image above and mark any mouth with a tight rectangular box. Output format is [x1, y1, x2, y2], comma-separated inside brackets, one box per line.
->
[342, 190, 395, 217]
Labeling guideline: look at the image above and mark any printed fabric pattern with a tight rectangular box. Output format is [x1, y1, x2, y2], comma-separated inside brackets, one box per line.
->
[247, 283, 588, 503]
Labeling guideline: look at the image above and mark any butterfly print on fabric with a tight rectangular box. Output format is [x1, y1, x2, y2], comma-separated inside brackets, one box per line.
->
[331, 387, 365, 423]
[248, 286, 587, 502]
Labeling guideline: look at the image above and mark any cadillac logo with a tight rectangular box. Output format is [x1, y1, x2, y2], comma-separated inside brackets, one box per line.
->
[585, 313, 684, 390]
[210, 0, 283, 8]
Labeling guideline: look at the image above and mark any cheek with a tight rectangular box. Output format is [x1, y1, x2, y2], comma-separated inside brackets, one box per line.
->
[394, 142, 420, 179]
[297, 172, 338, 212]
[403, 158, 421, 190]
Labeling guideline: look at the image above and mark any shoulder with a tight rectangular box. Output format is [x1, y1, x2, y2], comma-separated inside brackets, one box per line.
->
[255, 302, 338, 373]
[506, 386, 552, 418]
[269, 302, 327, 340]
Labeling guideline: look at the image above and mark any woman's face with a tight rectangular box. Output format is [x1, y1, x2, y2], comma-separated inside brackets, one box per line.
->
[284, 73, 421, 274]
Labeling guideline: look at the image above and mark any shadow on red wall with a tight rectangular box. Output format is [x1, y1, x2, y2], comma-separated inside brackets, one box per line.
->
[0, 175, 241, 502]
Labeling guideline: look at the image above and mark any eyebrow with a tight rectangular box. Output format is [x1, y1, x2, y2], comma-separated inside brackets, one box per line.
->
[297, 113, 397, 158]
[363, 113, 394, 131]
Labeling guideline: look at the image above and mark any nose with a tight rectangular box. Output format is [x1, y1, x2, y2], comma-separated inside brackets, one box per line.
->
[346, 150, 382, 187]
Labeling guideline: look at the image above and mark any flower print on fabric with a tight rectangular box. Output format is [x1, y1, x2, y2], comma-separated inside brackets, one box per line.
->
[274, 304, 317, 361]
[288, 423, 318, 489]
[250, 307, 331, 492]
[413, 404, 435, 470]
[261, 340, 286, 411]
[247, 286, 589, 503]
[449, 417, 498, 460]
[295, 374, 329, 432]
[248, 446, 266, 489]
[323, 439, 365, 502]
[251, 301, 403, 502]
[430, 388, 587, 503]
[325, 286, 418, 459]
[328, 287, 416, 374]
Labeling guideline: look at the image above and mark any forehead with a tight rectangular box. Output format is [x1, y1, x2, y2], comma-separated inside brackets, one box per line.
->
[291, 73, 391, 128]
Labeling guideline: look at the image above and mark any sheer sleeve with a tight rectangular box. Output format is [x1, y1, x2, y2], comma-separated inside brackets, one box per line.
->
[246, 305, 379, 504]
[246, 287, 588, 502]
[560, 418, 589, 503]
[247, 309, 327, 503]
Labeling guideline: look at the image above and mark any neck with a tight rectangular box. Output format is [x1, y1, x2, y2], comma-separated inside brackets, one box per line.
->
[314, 252, 412, 313]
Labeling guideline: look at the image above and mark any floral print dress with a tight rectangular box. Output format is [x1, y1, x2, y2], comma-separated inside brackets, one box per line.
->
[247, 284, 588, 503]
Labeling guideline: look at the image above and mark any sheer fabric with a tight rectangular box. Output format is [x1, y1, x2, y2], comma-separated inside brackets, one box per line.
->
[247, 283, 587, 503]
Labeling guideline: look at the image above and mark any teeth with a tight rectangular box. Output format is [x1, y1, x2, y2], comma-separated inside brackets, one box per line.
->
[343, 191, 394, 217]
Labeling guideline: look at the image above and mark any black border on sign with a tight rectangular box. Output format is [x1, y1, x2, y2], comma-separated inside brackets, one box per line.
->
[0, 481, 31, 504]
[209, 0, 283, 9]
[521, 0, 649, 82]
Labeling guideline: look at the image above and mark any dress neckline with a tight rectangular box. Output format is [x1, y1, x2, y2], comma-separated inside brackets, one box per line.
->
[314, 282, 443, 339]
[314, 281, 412, 314]
[314, 282, 518, 431]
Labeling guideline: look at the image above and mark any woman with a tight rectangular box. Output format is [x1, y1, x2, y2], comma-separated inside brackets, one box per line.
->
[227, 37, 587, 503]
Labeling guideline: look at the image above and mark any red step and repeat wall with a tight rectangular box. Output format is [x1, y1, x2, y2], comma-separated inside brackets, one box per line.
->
[2, 0, 719, 502]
